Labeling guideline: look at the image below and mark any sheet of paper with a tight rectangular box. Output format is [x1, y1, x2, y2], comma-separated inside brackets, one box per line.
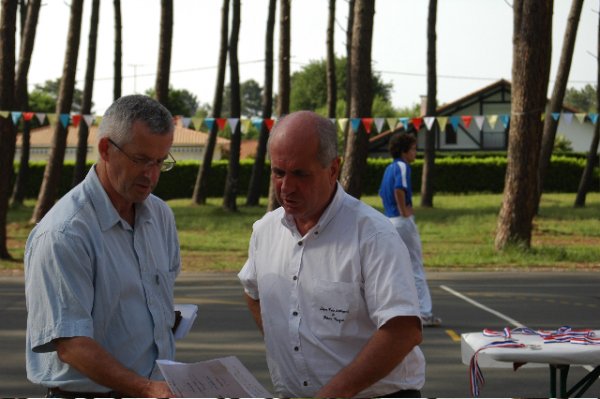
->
[173, 304, 198, 340]
[157, 356, 272, 398]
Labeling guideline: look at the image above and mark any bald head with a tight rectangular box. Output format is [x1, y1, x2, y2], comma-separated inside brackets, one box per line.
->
[268, 111, 338, 167]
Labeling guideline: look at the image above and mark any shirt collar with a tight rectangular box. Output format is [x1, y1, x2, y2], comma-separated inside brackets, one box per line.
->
[281, 182, 346, 237]
[85, 166, 152, 231]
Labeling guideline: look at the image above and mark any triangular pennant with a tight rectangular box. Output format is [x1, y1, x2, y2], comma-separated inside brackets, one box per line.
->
[551, 112, 561, 121]
[240, 118, 251, 134]
[11, 111, 22, 125]
[338, 118, 349, 133]
[94, 116, 103, 126]
[265, 118, 275, 131]
[399, 117, 410, 128]
[575, 113, 586, 124]
[350, 118, 362, 133]
[251, 118, 263, 131]
[23, 112, 35, 122]
[46, 113, 57, 125]
[191, 117, 204, 131]
[228, 118, 240, 134]
[374, 118, 385, 133]
[541, 113, 546, 122]
[437, 116, 448, 131]
[36, 112, 47, 125]
[487, 114, 498, 129]
[216, 118, 227, 131]
[500, 114, 510, 128]
[59, 114, 70, 128]
[181, 117, 191, 128]
[589, 113, 599, 124]
[362, 118, 374, 134]
[449, 116, 460, 131]
[329, 118, 336, 128]
[474, 115, 485, 131]
[461, 115, 473, 129]
[0, 111, 9, 119]
[411, 117, 423, 131]
[204, 117, 215, 131]
[424, 116, 435, 131]
[386, 117, 398, 131]
[562, 113, 573, 125]
[83, 114, 94, 127]
[71, 114, 81, 128]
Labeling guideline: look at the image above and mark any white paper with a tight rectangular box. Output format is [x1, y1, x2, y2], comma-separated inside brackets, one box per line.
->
[157, 356, 272, 398]
[173, 304, 198, 340]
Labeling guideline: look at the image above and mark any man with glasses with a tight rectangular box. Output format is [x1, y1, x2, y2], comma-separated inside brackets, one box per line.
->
[25, 95, 180, 397]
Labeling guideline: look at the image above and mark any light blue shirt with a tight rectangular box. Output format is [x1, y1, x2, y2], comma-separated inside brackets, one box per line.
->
[25, 166, 181, 392]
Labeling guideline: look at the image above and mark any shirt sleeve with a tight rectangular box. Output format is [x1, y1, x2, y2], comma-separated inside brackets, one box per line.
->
[238, 231, 259, 300]
[25, 230, 95, 353]
[360, 230, 420, 329]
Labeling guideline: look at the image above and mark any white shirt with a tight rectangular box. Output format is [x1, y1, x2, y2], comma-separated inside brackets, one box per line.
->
[238, 183, 425, 398]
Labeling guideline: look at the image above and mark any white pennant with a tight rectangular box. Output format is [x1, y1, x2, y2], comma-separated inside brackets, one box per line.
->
[83, 114, 94, 127]
[474, 115, 485, 131]
[424, 116, 435, 131]
[228, 118, 240, 133]
[181, 117, 191, 128]
[36, 113, 47, 125]
[562, 113, 573, 125]
[374, 118, 385, 133]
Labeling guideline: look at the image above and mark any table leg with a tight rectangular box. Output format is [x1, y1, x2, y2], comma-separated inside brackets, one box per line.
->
[549, 364, 570, 398]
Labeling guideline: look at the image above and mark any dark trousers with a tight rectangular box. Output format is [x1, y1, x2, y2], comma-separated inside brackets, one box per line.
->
[379, 388, 422, 398]
[47, 387, 120, 398]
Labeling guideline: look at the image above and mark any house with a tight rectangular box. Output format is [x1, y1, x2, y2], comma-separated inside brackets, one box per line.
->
[15, 123, 231, 163]
[369, 79, 597, 156]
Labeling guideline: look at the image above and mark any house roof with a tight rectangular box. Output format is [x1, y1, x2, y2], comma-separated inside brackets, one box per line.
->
[17, 124, 230, 147]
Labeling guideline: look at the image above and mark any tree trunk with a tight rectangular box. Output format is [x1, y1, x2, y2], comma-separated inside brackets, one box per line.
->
[192, 0, 229, 205]
[326, 0, 337, 118]
[30, 0, 84, 224]
[73, 0, 100, 187]
[11, 0, 41, 207]
[113, 0, 122, 101]
[223, 0, 241, 212]
[246, 0, 276, 206]
[420, 0, 437, 208]
[155, 0, 172, 106]
[342, 0, 355, 153]
[339, 0, 375, 199]
[574, 6, 600, 207]
[537, 0, 584, 210]
[267, 0, 291, 211]
[0, 0, 18, 259]
[495, 0, 553, 250]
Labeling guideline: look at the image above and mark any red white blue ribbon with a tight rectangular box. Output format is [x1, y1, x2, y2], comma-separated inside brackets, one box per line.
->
[469, 340, 525, 397]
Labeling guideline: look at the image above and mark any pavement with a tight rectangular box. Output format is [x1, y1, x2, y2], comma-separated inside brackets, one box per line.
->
[2, 270, 599, 397]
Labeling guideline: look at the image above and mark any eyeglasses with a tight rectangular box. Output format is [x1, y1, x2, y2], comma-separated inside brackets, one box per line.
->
[108, 138, 176, 172]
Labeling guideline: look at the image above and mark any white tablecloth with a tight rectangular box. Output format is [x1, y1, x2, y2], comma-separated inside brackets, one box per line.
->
[461, 331, 600, 368]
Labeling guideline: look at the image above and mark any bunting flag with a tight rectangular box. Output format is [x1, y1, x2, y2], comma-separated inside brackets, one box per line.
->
[0, 111, 9, 119]
[83, 114, 94, 127]
[399, 117, 410, 128]
[541, 113, 546, 122]
[228, 118, 240, 134]
[362, 118, 374, 134]
[264, 118, 275, 131]
[350, 118, 361, 133]
[412, 117, 423, 131]
[204, 118, 215, 131]
[36, 112, 47, 125]
[251, 117, 263, 131]
[180, 117, 191, 129]
[329, 118, 336, 127]
[241, 118, 252, 134]
[71, 114, 81, 128]
[589, 113, 599, 124]
[338, 118, 349, 133]
[374, 118, 385, 133]
[386, 117, 398, 131]
[437, 116, 448, 131]
[500, 114, 510, 128]
[23, 112, 35, 122]
[424, 116, 435, 131]
[461, 115, 473, 129]
[562, 113, 573, 125]
[551, 112, 561, 121]
[486, 114, 498, 129]
[449, 116, 460, 131]
[11, 112, 22, 125]
[216, 118, 227, 131]
[94, 116, 103, 126]
[474, 115, 485, 131]
[59, 114, 70, 128]
[191, 117, 204, 131]
[575, 113, 586, 124]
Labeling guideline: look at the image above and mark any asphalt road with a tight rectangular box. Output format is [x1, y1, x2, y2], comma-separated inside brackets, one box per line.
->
[1, 271, 599, 398]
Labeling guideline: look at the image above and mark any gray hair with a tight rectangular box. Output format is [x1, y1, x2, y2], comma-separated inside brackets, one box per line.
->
[97, 95, 174, 145]
[269, 111, 338, 167]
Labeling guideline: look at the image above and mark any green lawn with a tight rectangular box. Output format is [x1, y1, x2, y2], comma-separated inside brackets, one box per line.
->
[3, 192, 599, 272]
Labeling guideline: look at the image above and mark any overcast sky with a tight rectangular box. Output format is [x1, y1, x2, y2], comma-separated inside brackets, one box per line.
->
[24, 0, 599, 116]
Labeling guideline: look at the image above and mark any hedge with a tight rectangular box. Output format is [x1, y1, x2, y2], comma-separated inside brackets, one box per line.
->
[12, 156, 599, 201]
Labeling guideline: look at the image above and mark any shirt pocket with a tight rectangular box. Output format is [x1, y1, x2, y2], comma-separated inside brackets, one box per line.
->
[307, 279, 360, 339]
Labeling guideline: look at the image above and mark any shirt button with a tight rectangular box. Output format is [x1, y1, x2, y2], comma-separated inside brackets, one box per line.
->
[303, 381, 308, 386]
[293, 311, 298, 316]
[294, 346, 299, 351]
[293, 276, 298, 281]
[298, 241, 303, 246]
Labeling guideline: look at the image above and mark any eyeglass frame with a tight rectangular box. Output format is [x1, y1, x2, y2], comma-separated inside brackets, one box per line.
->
[107, 138, 176, 172]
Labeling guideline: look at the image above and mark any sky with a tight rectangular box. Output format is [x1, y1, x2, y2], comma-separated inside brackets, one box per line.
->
[23, 0, 599, 116]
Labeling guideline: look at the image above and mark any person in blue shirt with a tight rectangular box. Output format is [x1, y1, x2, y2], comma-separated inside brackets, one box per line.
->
[379, 133, 441, 327]
[25, 95, 180, 397]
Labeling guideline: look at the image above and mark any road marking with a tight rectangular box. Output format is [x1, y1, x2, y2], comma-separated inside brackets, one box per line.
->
[440, 284, 596, 373]
[440, 284, 525, 327]
[446, 329, 461, 342]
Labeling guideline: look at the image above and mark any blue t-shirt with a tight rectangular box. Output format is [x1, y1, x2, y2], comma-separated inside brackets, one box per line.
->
[379, 158, 412, 217]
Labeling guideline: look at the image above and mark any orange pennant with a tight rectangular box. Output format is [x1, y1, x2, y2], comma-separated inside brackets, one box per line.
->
[265, 118, 275, 131]
[362, 118, 374, 134]
[216, 118, 227, 131]
[71, 114, 81, 127]
[22, 112, 34, 121]
[461, 115, 472, 129]
[412, 117, 423, 131]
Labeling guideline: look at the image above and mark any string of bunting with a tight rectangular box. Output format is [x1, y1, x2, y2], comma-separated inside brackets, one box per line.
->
[1, 110, 598, 136]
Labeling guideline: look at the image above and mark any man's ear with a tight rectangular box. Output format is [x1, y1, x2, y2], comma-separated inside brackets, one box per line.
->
[98, 137, 110, 161]
[330, 157, 341, 181]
